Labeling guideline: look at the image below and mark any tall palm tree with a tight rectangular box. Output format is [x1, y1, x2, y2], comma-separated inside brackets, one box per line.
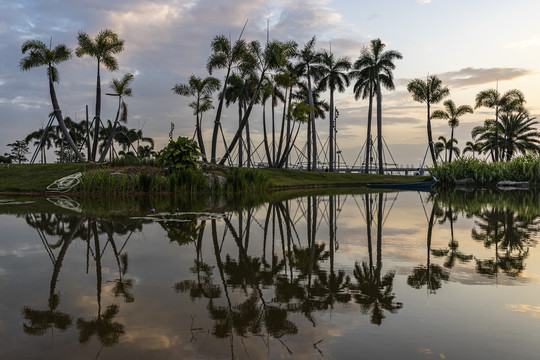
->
[218, 40, 297, 166]
[474, 88, 526, 161]
[407, 75, 449, 165]
[357, 39, 402, 174]
[313, 50, 351, 171]
[431, 100, 473, 162]
[98, 73, 134, 162]
[295, 37, 321, 171]
[350, 61, 376, 173]
[19, 39, 85, 162]
[463, 140, 483, 158]
[206, 34, 250, 163]
[172, 75, 220, 161]
[76, 29, 125, 161]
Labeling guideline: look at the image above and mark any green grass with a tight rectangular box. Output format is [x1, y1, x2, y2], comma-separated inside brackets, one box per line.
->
[0, 163, 430, 194]
[0, 163, 91, 192]
[262, 168, 430, 188]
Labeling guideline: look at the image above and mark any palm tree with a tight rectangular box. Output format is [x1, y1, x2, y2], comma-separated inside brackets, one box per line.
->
[313, 50, 351, 171]
[431, 100, 473, 162]
[350, 60, 376, 173]
[25, 126, 58, 163]
[172, 75, 220, 161]
[357, 39, 403, 174]
[292, 81, 329, 168]
[19, 39, 85, 162]
[76, 29, 125, 161]
[463, 141, 482, 158]
[98, 73, 134, 162]
[206, 34, 250, 163]
[435, 135, 459, 163]
[407, 75, 449, 165]
[497, 112, 540, 160]
[474, 88, 526, 161]
[261, 76, 286, 166]
[218, 40, 297, 166]
[295, 37, 322, 171]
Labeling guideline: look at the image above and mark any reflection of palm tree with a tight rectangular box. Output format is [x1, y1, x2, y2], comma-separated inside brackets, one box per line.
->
[76, 221, 125, 348]
[352, 193, 402, 324]
[22, 217, 84, 336]
[407, 202, 449, 293]
[432, 204, 473, 268]
[472, 207, 537, 278]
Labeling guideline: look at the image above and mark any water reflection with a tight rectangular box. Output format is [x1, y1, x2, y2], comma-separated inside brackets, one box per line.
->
[2, 188, 539, 358]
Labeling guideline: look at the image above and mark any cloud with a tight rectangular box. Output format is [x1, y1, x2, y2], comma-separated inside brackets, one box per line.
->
[399, 67, 535, 90]
[416, 0, 432, 4]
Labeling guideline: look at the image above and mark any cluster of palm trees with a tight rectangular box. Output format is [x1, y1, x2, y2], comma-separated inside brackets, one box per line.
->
[19, 29, 155, 163]
[25, 114, 154, 163]
[174, 35, 403, 173]
[407, 76, 540, 164]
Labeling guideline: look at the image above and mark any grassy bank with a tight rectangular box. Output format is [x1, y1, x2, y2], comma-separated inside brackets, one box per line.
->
[0, 162, 428, 194]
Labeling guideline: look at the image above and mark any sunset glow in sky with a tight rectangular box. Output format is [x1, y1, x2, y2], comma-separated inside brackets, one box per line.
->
[1, 0, 540, 165]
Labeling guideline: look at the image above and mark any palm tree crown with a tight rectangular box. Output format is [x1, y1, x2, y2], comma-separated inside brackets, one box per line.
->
[431, 99, 473, 162]
[407, 75, 450, 165]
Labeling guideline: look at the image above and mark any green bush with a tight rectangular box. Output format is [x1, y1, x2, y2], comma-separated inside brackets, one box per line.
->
[157, 137, 203, 171]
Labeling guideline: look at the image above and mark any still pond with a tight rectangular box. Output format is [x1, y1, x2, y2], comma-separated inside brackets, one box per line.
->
[0, 189, 539, 359]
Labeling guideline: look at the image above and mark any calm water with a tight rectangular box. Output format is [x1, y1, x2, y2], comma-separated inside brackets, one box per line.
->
[0, 190, 539, 359]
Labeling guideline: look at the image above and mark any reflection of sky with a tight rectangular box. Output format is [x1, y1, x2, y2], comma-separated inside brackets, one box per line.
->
[0, 194, 539, 359]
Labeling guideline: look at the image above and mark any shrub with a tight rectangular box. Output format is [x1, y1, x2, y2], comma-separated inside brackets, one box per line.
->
[157, 137, 203, 171]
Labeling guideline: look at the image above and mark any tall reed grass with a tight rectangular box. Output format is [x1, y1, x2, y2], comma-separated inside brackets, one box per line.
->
[429, 155, 540, 185]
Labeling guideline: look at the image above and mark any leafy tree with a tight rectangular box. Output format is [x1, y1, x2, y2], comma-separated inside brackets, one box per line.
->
[173, 75, 220, 161]
[407, 75, 449, 165]
[25, 126, 58, 164]
[313, 50, 351, 171]
[19, 39, 84, 162]
[474, 88, 526, 161]
[76, 29, 125, 161]
[431, 100, 473, 162]
[7, 140, 29, 164]
[358, 39, 402, 174]
[99, 72, 134, 162]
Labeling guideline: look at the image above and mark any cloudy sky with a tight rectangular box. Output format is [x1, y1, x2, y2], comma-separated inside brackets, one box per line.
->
[1, 0, 540, 166]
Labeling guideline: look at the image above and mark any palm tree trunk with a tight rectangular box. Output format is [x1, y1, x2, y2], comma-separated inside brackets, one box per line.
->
[365, 88, 373, 174]
[238, 102, 243, 167]
[494, 106, 499, 162]
[245, 103, 251, 167]
[427, 99, 436, 165]
[307, 115, 312, 171]
[211, 66, 232, 163]
[272, 96, 276, 164]
[92, 60, 101, 161]
[262, 101, 272, 166]
[276, 88, 288, 164]
[329, 90, 334, 172]
[308, 66, 317, 171]
[196, 97, 207, 162]
[376, 80, 383, 174]
[449, 127, 455, 162]
[49, 77, 84, 162]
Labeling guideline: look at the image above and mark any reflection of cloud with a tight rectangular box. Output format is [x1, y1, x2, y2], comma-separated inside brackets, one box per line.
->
[506, 304, 540, 318]
[417, 347, 446, 358]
